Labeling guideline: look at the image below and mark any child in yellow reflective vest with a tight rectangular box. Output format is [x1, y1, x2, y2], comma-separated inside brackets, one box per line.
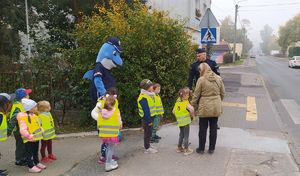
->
[91, 95, 122, 172]
[172, 87, 195, 156]
[96, 88, 120, 164]
[0, 93, 13, 176]
[17, 99, 46, 173]
[151, 83, 164, 143]
[37, 101, 57, 163]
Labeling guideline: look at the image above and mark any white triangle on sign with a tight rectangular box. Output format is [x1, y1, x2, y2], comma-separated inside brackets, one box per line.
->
[202, 28, 216, 42]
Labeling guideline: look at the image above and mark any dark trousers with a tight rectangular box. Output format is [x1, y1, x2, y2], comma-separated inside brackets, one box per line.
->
[25, 141, 39, 168]
[13, 131, 26, 162]
[178, 125, 190, 149]
[40, 140, 53, 158]
[143, 122, 153, 149]
[198, 117, 218, 151]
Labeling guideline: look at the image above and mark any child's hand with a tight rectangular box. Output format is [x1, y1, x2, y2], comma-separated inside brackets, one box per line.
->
[27, 134, 33, 141]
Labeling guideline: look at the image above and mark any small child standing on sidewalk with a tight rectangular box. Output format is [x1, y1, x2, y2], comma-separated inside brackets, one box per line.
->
[91, 95, 122, 172]
[151, 83, 164, 143]
[38, 101, 57, 163]
[18, 99, 46, 173]
[96, 88, 120, 164]
[173, 87, 194, 156]
[137, 79, 158, 154]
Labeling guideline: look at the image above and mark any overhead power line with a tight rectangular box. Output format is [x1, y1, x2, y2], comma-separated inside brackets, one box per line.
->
[241, 2, 300, 8]
[240, 7, 300, 12]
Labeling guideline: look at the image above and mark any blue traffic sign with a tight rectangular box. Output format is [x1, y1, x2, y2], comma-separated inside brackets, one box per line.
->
[201, 28, 217, 44]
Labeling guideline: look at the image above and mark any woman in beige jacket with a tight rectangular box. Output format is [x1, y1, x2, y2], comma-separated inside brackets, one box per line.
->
[191, 63, 225, 154]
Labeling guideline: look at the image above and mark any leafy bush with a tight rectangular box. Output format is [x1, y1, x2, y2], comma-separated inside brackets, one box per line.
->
[223, 53, 233, 63]
[288, 47, 300, 57]
[68, 1, 194, 127]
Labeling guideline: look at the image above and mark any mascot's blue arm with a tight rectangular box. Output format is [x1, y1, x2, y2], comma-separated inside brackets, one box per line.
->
[94, 77, 106, 96]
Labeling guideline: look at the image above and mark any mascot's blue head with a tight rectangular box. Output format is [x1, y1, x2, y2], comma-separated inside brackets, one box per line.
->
[96, 36, 123, 69]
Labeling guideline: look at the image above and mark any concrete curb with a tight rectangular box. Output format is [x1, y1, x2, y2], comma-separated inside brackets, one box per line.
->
[56, 122, 177, 139]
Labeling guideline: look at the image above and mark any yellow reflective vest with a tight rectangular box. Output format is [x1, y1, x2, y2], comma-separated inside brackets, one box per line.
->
[137, 93, 156, 117]
[173, 99, 192, 127]
[39, 112, 56, 140]
[97, 109, 120, 138]
[18, 112, 43, 143]
[0, 112, 7, 142]
[9, 101, 25, 121]
[154, 94, 164, 115]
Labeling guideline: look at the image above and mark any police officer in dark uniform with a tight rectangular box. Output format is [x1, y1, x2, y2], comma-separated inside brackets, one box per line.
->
[188, 48, 220, 90]
[188, 48, 220, 129]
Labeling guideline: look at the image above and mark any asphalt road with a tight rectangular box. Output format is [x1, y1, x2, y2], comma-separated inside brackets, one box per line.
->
[256, 56, 300, 160]
[256, 56, 300, 104]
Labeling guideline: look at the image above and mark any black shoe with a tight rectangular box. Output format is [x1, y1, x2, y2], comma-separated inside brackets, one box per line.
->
[15, 160, 27, 166]
[208, 150, 214, 154]
[150, 138, 159, 143]
[154, 135, 162, 139]
[196, 148, 204, 154]
[0, 170, 7, 174]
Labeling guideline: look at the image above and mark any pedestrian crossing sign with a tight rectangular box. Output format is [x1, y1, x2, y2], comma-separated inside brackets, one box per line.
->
[201, 28, 217, 44]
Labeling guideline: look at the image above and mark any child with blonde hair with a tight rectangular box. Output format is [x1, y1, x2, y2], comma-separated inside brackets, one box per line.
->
[37, 101, 56, 163]
[18, 99, 46, 173]
[173, 87, 194, 155]
[91, 95, 122, 172]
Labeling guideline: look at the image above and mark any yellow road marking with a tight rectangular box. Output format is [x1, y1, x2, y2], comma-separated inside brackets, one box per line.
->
[246, 96, 257, 121]
[222, 102, 246, 108]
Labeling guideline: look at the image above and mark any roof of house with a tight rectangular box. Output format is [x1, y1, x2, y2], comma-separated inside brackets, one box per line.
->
[212, 44, 231, 52]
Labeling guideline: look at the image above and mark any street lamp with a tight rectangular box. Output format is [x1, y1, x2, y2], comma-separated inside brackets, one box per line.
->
[25, 0, 31, 58]
[233, 0, 249, 62]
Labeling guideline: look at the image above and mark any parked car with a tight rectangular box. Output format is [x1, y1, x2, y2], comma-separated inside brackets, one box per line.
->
[250, 55, 256, 58]
[288, 56, 300, 68]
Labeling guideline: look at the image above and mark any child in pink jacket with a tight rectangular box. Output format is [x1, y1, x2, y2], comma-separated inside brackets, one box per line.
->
[17, 99, 46, 173]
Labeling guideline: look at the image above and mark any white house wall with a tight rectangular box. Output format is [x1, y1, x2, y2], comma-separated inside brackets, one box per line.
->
[147, 0, 211, 44]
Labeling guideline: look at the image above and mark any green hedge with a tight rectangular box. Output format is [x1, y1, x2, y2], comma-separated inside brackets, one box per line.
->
[66, 1, 194, 127]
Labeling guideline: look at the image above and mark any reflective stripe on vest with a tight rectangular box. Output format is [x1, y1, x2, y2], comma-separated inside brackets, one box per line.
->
[0, 112, 7, 141]
[154, 95, 164, 115]
[97, 109, 120, 138]
[18, 113, 43, 143]
[173, 99, 192, 127]
[39, 113, 56, 140]
[137, 93, 156, 117]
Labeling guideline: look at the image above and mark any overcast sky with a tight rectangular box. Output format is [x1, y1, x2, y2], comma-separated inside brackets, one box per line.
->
[211, 0, 300, 50]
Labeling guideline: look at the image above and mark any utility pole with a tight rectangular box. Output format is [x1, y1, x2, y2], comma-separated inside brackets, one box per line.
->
[25, 0, 31, 58]
[233, 4, 238, 63]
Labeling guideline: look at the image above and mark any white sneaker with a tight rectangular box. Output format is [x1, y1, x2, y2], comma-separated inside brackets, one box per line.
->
[150, 145, 158, 150]
[144, 147, 158, 154]
[111, 159, 118, 166]
[105, 162, 118, 172]
[28, 166, 42, 173]
[36, 163, 47, 169]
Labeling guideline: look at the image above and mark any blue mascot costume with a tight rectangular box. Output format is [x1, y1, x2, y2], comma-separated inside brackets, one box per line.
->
[84, 36, 123, 163]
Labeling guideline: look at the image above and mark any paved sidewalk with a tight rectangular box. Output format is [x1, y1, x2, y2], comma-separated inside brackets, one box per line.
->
[65, 58, 300, 176]
[0, 136, 100, 176]
[65, 124, 298, 176]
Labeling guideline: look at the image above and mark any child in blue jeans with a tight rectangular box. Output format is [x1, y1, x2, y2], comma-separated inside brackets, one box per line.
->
[92, 95, 122, 172]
